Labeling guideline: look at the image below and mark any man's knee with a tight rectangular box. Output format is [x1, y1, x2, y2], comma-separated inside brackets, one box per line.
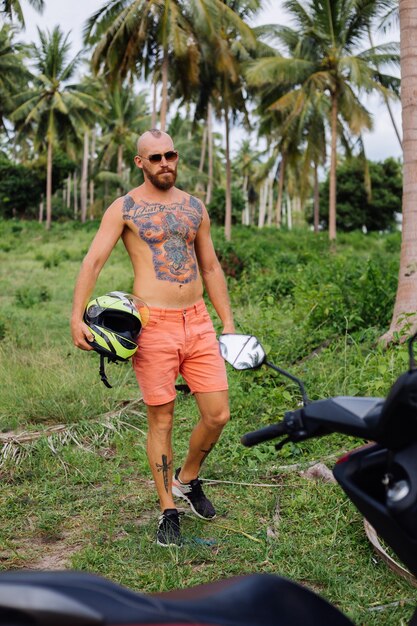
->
[202, 407, 230, 430]
[147, 404, 174, 436]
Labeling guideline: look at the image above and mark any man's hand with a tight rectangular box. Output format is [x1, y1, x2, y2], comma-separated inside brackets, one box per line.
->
[71, 320, 95, 351]
[222, 323, 236, 335]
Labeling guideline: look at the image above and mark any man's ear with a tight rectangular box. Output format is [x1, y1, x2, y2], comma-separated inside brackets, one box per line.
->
[134, 155, 143, 170]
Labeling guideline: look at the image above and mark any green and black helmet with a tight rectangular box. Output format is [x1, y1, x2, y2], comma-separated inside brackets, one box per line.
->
[83, 291, 148, 387]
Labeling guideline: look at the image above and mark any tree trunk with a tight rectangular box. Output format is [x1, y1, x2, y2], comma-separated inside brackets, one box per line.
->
[242, 175, 250, 225]
[206, 103, 213, 206]
[117, 143, 123, 196]
[381, 0, 417, 343]
[258, 181, 267, 228]
[224, 102, 232, 242]
[287, 195, 292, 230]
[73, 170, 78, 219]
[267, 177, 273, 226]
[89, 127, 96, 219]
[195, 123, 207, 196]
[46, 139, 53, 230]
[329, 92, 338, 241]
[81, 130, 89, 223]
[117, 143, 123, 178]
[66, 173, 71, 208]
[314, 161, 320, 233]
[160, 52, 169, 132]
[152, 77, 158, 128]
[199, 124, 207, 173]
[38, 198, 44, 224]
[275, 153, 286, 228]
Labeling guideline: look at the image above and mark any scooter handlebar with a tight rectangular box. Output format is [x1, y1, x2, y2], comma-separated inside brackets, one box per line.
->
[241, 422, 288, 447]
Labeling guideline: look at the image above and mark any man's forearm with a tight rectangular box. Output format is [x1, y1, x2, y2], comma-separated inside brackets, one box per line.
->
[202, 265, 235, 333]
[71, 259, 100, 322]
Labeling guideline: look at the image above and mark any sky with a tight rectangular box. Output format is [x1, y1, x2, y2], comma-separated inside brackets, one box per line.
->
[20, 0, 403, 162]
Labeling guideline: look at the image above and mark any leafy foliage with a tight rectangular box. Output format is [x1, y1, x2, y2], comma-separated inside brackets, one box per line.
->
[0, 152, 74, 218]
[317, 158, 402, 232]
[0, 156, 43, 218]
[207, 185, 246, 224]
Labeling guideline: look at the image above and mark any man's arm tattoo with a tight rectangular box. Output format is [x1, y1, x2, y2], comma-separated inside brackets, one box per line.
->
[156, 455, 173, 493]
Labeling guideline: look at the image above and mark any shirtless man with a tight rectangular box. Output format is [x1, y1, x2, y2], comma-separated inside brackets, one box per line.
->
[71, 129, 235, 547]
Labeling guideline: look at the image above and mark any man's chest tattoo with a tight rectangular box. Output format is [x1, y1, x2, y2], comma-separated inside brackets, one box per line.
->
[122, 195, 203, 284]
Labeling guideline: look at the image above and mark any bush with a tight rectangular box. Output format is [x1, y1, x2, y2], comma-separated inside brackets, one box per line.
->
[317, 158, 402, 232]
[0, 157, 44, 218]
[207, 185, 245, 225]
[15, 286, 51, 308]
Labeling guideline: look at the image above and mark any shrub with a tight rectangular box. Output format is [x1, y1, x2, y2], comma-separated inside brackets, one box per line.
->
[15, 286, 51, 308]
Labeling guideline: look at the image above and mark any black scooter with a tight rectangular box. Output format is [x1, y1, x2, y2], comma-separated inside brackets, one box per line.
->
[2, 332, 417, 625]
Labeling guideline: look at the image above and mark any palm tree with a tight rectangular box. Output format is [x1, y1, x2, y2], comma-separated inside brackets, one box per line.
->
[1, 0, 44, 27]
[381, 0, 417, 343]
[247, 0, 400, 240]
[84, 0, 202, 132]
[0, 24, 30, 132]
[12, 27, 101, 229]
[232, 138, 263, 225]
[98, 82, 150, 176]
[86, 0, 261, 241]
[188, 0, 261, 240]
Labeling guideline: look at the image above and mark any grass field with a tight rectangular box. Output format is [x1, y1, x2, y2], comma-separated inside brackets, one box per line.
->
[0, 219, 416, 624]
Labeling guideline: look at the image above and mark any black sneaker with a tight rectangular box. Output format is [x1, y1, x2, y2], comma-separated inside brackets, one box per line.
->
[156, 508, 183, 547]
[172, 468, 216, 520]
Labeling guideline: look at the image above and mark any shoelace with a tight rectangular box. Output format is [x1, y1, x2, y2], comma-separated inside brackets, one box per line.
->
[189, 478, 204, 498]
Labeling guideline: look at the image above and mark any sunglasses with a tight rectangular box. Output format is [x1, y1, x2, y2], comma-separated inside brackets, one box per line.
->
[139, 150, 178, 164]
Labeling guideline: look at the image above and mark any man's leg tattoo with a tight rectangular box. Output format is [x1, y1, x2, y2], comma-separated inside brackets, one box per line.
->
[156, 455, 173, 493]
[199, 443, 215, 468]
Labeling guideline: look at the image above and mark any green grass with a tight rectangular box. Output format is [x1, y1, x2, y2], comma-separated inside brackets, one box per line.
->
[0, 219, 416, 625]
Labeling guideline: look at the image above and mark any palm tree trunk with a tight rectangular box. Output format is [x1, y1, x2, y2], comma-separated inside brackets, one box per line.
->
[275, 153, 286, 227]
[66, 173, 71, 208]
[38, 197, 44, 224]
[258, 180, 267, 228]
[117, 144, 123, 178]
[73, 170, 78, 219]
[224, 102, 232, 241]
[89, 127, 96, 219]
[46, 139, 53, 230]
[267, 177, 273, 226]
[313, 161, 320, 233]
[195, 123, 207, 196]
[287, 195, 292, 230]
[81, 130, 89, 223]
[329, 92, 338, 241]
[199, 124, 207, 173]
[160, 52, 169, 131]
[242, 175, 249, 225]
[206, 103, 213, 205]
[152, 77, 158, 128]
[381, 0, 417, 343]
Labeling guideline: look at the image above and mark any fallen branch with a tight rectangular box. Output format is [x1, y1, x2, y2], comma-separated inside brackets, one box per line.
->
[0, 399, 147, 467]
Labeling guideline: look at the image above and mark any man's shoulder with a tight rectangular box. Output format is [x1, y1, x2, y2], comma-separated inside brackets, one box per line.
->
[182, 191, 206, 215]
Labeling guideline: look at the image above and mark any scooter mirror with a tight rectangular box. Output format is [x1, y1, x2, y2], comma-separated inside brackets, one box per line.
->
[219, 334, 266, 370]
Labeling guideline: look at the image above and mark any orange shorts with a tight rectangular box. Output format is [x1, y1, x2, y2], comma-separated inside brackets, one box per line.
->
[132, 300, 228, 406]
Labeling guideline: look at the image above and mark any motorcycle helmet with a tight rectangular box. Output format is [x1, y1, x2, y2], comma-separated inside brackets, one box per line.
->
[83, 291, 148, 387]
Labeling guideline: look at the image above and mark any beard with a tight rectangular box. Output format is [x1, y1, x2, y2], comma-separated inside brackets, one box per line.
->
[142, 162, 178, 190]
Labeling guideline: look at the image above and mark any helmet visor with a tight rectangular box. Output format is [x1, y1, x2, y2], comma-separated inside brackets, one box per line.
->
[127, 295, 150, 328]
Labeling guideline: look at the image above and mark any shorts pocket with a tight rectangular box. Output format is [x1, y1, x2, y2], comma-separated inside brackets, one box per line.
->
[142, 316, 161, 330]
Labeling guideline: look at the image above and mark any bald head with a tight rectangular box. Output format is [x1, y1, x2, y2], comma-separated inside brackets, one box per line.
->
[137, 129, 174, 156]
